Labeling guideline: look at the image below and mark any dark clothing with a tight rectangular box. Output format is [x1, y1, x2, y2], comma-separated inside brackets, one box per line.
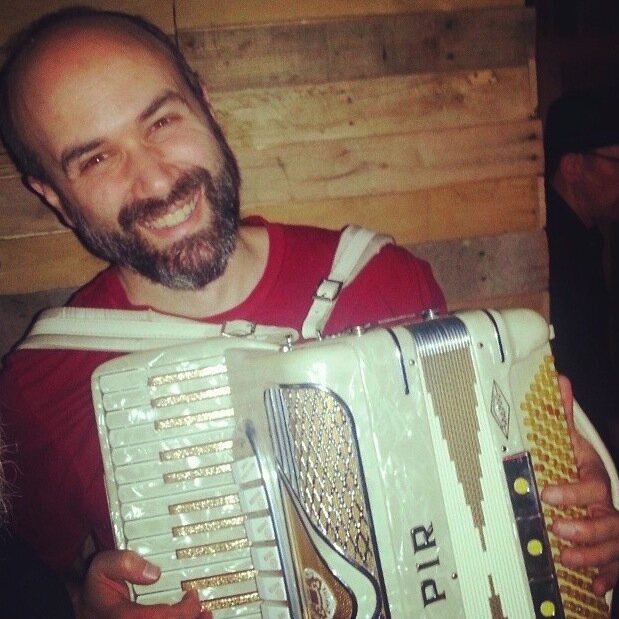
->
[546, 185, 618, 441]
[0, 530, 74, 618]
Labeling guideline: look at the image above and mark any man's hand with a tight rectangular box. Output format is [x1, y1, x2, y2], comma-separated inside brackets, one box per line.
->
[541, 376, 619, 596]
[74, 550, 212, 619]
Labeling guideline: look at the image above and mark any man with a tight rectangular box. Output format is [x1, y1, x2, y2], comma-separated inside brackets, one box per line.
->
[0, 8, 617, 618]
[544, 89, 619, 456]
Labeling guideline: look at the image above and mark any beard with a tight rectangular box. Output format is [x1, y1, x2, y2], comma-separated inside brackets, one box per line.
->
[60, 150, 241, 291]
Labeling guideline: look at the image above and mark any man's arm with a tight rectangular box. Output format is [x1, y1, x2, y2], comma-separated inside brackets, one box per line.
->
[542, 376, 619, 597]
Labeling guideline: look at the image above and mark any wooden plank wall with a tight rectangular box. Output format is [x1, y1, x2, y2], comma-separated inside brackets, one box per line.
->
[0, 0, 545, 358]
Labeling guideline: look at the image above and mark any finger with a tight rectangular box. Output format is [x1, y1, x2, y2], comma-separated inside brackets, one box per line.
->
[553, 513, 619, 546]
[559, 536, 619, 571]
[592, 562, 619, 597]
[90, 549, 161, 586]
[542, 475, 610, 508]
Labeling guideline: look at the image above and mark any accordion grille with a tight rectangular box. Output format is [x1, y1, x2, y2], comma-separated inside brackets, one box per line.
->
[276, 386, 382, 583]
[522, 355, 609, 619]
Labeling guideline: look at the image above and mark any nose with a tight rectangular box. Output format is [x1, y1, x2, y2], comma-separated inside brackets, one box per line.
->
[127, 144, 177, 200]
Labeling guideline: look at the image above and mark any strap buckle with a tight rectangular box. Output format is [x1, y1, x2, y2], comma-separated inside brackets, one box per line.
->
[313, 278, 343, 302]
[221, 320, 257, 337]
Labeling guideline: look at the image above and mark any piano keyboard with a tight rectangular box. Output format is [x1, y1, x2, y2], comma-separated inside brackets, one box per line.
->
[94, 338, 293, 618]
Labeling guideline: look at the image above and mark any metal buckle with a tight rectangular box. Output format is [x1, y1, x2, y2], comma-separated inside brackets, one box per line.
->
[313, 278, 343, 302]
[220, 320, 257, 337]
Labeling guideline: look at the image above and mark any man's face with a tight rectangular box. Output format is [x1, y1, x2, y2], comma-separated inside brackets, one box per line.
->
[15, 25, 240, 289]
[580, 144, 619, 223]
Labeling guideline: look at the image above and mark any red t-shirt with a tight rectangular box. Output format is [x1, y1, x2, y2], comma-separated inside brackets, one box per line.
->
[0, 220, 445, 570]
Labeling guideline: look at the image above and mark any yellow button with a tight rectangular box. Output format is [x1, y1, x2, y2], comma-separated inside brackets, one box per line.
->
[527, 539, 544, 556]
[540, 600, 556, 617]
[514, 477, 530, 495]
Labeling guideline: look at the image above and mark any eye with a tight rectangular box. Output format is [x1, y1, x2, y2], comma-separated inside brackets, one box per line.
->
[151, 114, 180, 132]
[79, 152, 108, 173]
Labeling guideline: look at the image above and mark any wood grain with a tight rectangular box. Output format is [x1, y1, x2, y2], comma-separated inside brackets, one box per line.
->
[179, 8, 535, 92]
[176, 0, 526, 30]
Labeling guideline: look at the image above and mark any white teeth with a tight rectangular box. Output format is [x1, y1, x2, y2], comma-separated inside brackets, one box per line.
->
[147, 194, 198, 230]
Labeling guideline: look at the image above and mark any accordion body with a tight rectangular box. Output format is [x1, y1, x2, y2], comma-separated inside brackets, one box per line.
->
[92, 308, 609, 618]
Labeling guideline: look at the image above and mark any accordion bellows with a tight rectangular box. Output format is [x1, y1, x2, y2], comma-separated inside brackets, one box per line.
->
[92, 308, 609, 618]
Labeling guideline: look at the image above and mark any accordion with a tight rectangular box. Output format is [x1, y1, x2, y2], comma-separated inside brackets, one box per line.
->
[92, 308, 609, 618]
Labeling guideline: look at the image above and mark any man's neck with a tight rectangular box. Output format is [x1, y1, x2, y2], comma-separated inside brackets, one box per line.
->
[116, 226, 269, 319]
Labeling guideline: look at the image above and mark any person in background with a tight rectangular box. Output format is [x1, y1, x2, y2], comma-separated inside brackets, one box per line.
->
[0, 8, 617, 618]
[544, 88, 619, 458]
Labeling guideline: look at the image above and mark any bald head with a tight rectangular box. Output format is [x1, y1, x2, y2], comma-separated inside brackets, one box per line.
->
[0, 7, 203, 183]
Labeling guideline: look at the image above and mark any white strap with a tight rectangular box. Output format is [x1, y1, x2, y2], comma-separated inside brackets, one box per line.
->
[301, 225, 393, 339]
[18, 307, 298, 352]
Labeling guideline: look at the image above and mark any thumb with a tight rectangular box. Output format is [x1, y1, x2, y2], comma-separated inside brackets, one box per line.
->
[89, 549, 161, 586]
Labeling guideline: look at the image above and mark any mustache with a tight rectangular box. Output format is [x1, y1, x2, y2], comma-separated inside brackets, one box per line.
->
[117, 168, 211, 230]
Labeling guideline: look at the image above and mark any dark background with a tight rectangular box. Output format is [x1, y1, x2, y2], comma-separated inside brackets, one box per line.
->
[531, 2, 619, 615]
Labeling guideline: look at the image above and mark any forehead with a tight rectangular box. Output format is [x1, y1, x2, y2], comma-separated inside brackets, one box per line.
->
[12, 23, 190, 155]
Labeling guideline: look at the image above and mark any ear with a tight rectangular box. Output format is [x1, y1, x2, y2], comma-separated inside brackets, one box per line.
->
[558, 152, 583, 183]
[27, 177, 76, 228]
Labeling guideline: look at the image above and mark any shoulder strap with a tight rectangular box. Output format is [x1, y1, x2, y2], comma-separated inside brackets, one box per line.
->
[301, 225, 394, 339]
[18, 307, 298, 352]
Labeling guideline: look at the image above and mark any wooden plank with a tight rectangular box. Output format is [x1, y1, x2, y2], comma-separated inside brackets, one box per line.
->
[236, 119, 542, 205]
[213, 66, 536, 150]
[246, 176, 543, 245]
[0, 233, 106, 295]
[0, 1, 175, 49]
[408, 229, 548, 303]
[176, 0, 525, 30]
[179, 8, 535, 92]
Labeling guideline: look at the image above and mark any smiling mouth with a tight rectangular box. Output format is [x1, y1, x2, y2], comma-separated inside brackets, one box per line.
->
[142, 190, 200, 230]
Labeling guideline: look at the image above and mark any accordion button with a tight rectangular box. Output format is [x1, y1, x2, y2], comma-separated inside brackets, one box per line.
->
[540, 600, 556, 617]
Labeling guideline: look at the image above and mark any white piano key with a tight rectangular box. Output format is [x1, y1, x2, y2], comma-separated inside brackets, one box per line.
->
[245, 516, 275, 543]
[112, 428, 235, 465]
[117, 470, 236, 502]
[123, 509, 245, 540]
[239, 486, 269, 514]
[103, 388, 151, 412]
[121, 485, 241, 521]
[131, 545, 253, 586]
[232, 456, 262, 485]
[250, 545, 281, 572]
[108, 395, 234, 447]
[213, 602, 262, 619]
[133, 554, 255, 596]
[116, 449, 234, 484]
[127, 525, 249, 557]
[104, 399, 234, 431]
[121, 485, 242, 520]
[256, 574, 287, 602]
[260, 602, 291, 619]
[98, 367, 149, 394]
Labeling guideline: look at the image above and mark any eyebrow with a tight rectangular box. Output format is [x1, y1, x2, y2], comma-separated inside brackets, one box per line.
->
[60, 90, 190, 175]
